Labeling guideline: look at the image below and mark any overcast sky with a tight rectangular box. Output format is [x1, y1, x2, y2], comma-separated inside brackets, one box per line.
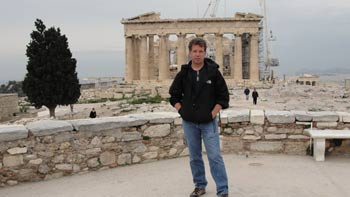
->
[0, 0, 349, 83]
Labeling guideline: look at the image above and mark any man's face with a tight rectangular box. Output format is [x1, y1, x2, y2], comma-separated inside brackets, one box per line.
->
[189, 44, 206, 65]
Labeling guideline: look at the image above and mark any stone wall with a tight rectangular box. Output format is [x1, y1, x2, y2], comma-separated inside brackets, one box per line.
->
[1, 110, 350, 186]
[0, 94, 18, 121]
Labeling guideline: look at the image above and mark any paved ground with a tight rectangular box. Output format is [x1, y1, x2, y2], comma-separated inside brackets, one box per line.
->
[1, 154, 350, 197]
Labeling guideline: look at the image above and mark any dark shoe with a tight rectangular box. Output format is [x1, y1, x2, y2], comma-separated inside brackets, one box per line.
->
[217, 194, 228, 197]
[190, 188, 206, 197]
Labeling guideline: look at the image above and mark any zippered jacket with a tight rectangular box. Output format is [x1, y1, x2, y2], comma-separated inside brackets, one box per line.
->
[169, 58, 229, 123]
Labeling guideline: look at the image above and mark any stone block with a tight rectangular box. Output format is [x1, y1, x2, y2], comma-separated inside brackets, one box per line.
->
[316, 122, 338, 129]
[3, 155, 24, 167]
[0, 125, 28, 142]
[265, 110, 295, 123]
[121, 131, 142, 142]
[288, 135, 309, 140]
[285, 142, 308, 154]
[29, 159, 43, 165]
[291, 110, 312, 122]
[117, 154, 132, 165]
[99, 151, 116, 166]
[221, 109, 250, 123]
[309, 111, 339, 122]
[250, 141, 283, 152]
[264, 134, 287, 140]
[132, 155, 141, 163]
[250, 110, 265, 125]
[142, 152, 158, 160]
[168, 148, 178, 156]
[26, 120, 73, 136]
[143, 124, 171, 137]
[243, 135, 261, 140]
[337, 112, 350, 123]
[87, 158, 100, 168]
[55, 164, 73, 171]
[7, 147, 27, 155]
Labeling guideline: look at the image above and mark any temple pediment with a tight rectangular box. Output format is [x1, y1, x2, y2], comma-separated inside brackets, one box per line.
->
[126, 12, 160, 21]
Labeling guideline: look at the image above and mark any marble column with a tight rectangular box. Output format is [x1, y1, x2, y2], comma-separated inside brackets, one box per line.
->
[158, 34, 170, 80]
[133, 36, 140, 80]
[139, 35, 149, 81]
[125, 36, 134, 83]
[215, 33, 224, 74]
[177, 33, 187, 70]
[148, 35, 155, 79]
[234, 33, 243, 80]
[249, 33, 259, 81]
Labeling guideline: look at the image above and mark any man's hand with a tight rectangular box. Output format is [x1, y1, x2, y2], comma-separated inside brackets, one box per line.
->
[175, 103, 182, 111]
[211, 104, 222, 118]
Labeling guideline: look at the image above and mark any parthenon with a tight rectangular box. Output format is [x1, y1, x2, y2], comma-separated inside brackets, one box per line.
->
[121, 12, 263, 83]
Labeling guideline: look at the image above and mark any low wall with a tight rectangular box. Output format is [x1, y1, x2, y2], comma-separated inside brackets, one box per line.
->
[1, 110, 350, 186]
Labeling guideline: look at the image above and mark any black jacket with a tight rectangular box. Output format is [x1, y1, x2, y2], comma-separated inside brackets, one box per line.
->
[252, 91, 259, 99]
[169, 58, 229, 123]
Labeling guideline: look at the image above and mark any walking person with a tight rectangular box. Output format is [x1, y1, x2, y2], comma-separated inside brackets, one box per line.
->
[169, 38, 229, 197]
[252, 88, 259, 105]
[244, 87, 250, 100]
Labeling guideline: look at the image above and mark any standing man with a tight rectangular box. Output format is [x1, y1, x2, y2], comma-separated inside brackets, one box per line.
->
[252, 88, 259, 105]
[244, 87, 250, 100]
[169, 38, 229, 197]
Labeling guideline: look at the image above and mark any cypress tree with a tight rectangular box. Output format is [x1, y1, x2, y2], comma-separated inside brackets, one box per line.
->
[23, 19, 80, 118]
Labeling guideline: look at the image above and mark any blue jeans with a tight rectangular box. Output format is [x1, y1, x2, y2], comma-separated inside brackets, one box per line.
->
[183, 119, 228, 195]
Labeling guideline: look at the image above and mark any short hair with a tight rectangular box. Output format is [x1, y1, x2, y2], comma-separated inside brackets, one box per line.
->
[188, 37, 207, 51]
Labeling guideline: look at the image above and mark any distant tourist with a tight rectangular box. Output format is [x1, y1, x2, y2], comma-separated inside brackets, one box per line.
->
[252, 88, 259, 105]
[244, 87, 250, 100]
[169, 38, 229, 197]
[89, 108, 97, 118]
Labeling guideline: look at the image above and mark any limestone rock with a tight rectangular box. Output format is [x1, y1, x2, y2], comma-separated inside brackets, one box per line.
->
[26, 120, 73, 136]
[87, 158, 100, 168]
[265, 110, 295, 123]
[250, 110, 265, 125]
[99, 151, 116, 165]
[0, 125, 28, 142]
[29, 158, 43, 165]
[143, 124, 171, 137]
[309, 111, 339, 122]
[291, 110, 312, 122]
[221, 109, 250, 123]
[121, 131, 142, 141]
[117, 154, 132, 165]
[264, 134, 287, 140]
[250, 141, 283, 152]
[142, 152, 158, 160]
[7, 147, 27, 155]
[3, 155, 24, 167]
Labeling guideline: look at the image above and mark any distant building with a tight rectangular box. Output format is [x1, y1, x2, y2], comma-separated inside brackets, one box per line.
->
[0, 94, 18, 121]
[296, 74, 319, 86]
[80, 77, 124, 90]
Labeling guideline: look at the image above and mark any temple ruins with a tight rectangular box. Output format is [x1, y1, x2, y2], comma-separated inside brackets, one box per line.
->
[121, 12, 263, 84]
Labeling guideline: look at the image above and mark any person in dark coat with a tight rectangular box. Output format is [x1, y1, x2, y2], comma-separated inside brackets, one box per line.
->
[252, 88, 259, 105]
[169, 38, 229, 197]
[244, 87, 250, 100]
[89, 108, 97, 118]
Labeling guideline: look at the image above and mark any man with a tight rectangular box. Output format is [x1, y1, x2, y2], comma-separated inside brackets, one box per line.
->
[252, 88, 259, 105]
[244, 87, 250, 100]
[89, 108, 97, 118]
[169, 38, 229, 197]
